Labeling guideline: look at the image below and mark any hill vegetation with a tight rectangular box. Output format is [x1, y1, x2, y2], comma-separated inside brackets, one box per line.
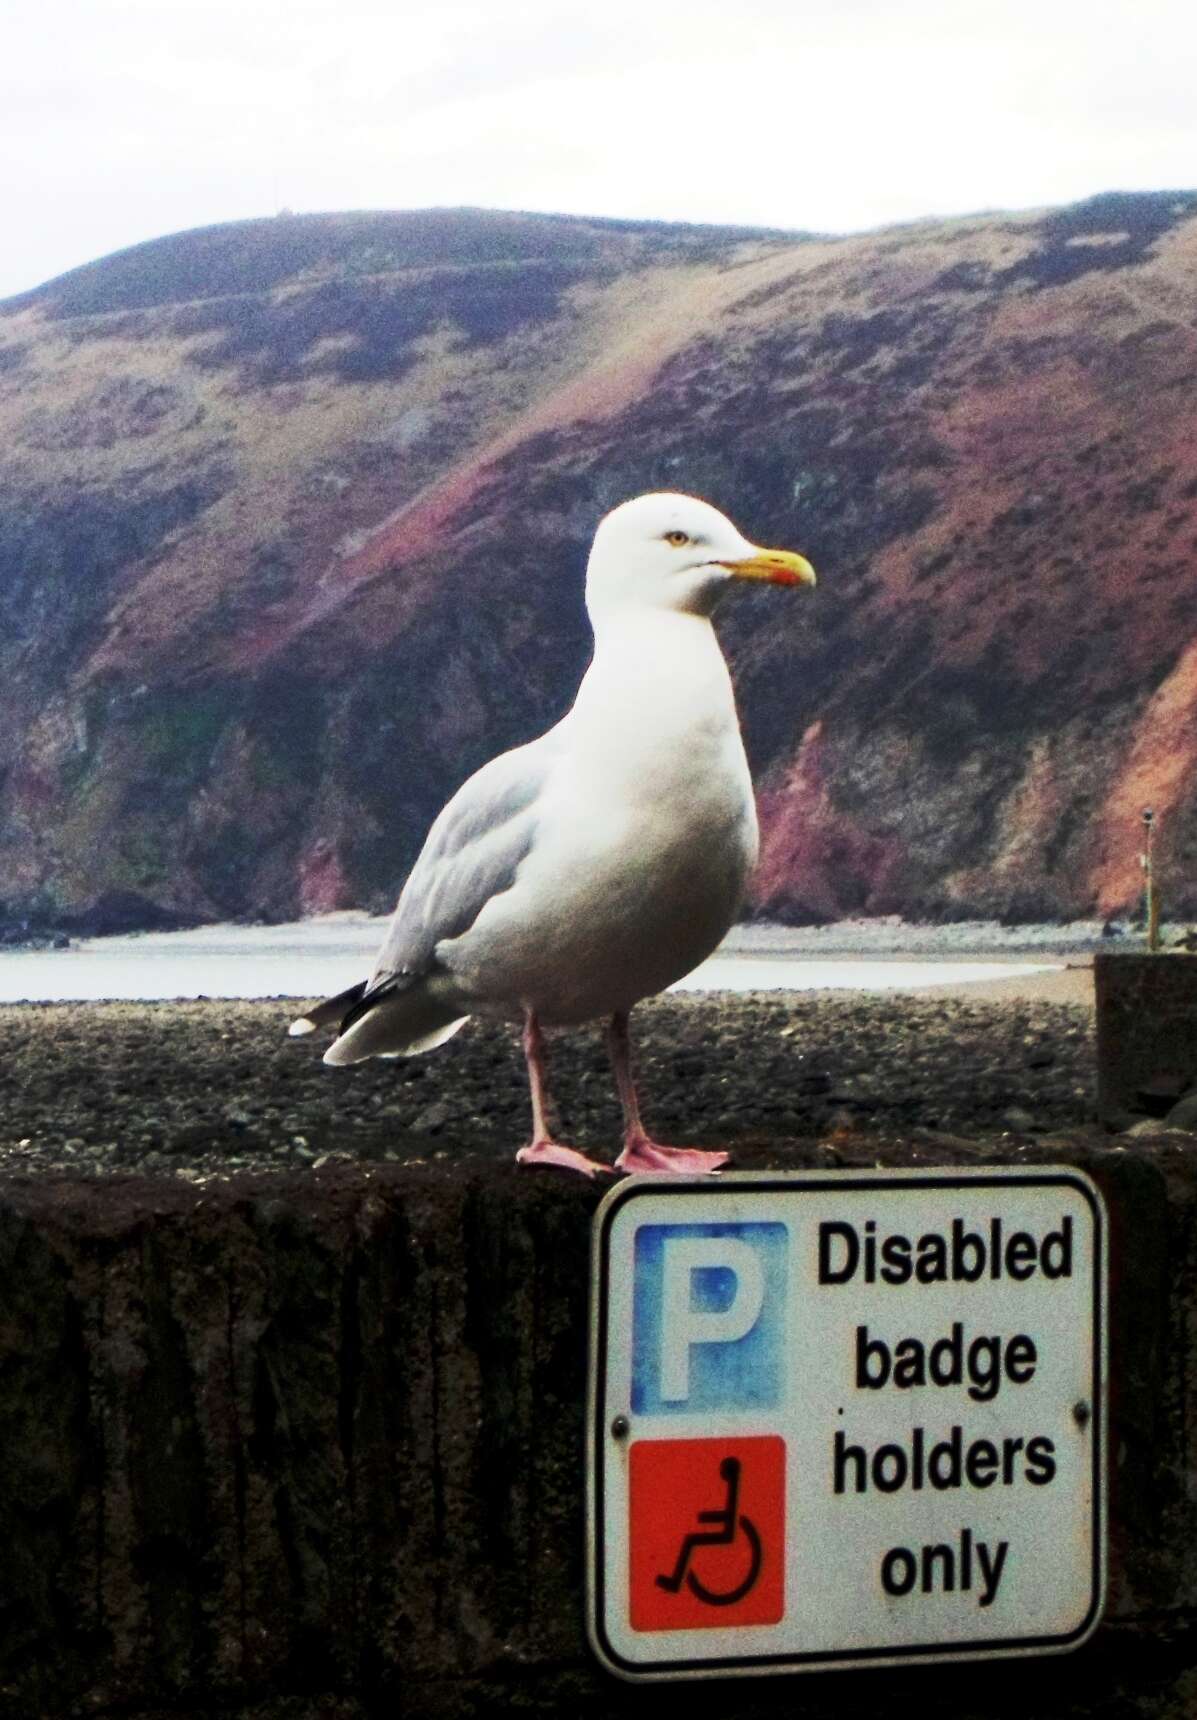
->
[3, 195, 1197, 932]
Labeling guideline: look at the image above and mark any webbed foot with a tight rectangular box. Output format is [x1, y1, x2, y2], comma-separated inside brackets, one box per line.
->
[516, 1139, 614, 1178]
[614, 1131, 729, 1175]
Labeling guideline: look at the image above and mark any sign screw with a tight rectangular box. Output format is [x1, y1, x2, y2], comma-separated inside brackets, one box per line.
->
[611, 1415, 630, 1440]
[1073, 1400, 1091, 1427]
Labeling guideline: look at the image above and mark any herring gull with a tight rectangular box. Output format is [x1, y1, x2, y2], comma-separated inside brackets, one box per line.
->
[290, 492, 816, 1175]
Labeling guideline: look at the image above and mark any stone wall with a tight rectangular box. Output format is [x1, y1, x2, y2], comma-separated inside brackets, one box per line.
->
[0, 1136, 1195, 1718]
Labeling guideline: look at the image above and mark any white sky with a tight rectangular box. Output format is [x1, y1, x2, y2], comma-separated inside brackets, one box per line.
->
[2, 0, 1195, 300]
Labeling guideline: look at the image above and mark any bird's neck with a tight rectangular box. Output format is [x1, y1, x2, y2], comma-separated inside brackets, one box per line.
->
[575, 607, 738, 739]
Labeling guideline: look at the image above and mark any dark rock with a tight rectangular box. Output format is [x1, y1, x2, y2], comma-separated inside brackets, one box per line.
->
[1138, 1075, 1190, 1111]
[412, 1099, 452, 1133]
[1001, 1105, 1035, 1130]
[0, 920, 71, 951]
[63, 891, 196, 937]
[798, 1071, 833, 1095]
[1164, 1092, 1197, 1131]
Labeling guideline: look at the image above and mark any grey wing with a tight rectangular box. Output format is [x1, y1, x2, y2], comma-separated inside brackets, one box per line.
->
[366, 735, 554, 990]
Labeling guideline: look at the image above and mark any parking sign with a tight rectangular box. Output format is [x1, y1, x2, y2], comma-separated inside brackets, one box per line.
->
[588, 1170, 1106, 1681]
[631, 1222, 787, 1413]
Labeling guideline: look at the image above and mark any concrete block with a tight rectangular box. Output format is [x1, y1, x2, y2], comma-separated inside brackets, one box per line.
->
[1095, 951, 1197, 1123]
[0, 1139, 1195, 1717]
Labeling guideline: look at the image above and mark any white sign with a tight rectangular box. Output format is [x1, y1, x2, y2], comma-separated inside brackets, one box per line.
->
[587, 1168, 1106, 1681]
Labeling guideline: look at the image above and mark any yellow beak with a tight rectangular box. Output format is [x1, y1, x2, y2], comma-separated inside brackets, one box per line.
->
[719, 548, 817, 588]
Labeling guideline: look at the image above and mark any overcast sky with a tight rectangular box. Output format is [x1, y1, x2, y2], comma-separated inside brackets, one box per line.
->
[3, 0, 1195, 300]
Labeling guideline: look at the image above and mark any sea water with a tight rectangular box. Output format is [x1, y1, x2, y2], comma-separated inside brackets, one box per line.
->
[0, 917, 1060, 1005]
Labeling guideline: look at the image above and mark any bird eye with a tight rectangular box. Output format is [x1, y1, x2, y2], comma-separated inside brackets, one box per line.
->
[663, 530, 691, 547]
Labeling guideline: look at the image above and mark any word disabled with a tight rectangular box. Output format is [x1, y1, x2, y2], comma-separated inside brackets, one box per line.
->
[588, 1168, 1106, 1682]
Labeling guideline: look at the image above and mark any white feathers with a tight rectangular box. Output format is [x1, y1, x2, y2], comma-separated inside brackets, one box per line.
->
[299, 493, 806, 1059]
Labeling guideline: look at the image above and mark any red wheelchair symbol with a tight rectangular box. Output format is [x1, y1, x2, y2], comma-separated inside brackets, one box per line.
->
[629, 1436, 785, 1632]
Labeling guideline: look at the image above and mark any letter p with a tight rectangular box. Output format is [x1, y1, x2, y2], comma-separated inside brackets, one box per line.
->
[659, 1237, 765, 1402]
[632, 1220, 785, 1414]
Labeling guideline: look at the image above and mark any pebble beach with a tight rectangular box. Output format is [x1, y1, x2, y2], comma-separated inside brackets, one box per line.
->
[0, 979, 1098, 1179]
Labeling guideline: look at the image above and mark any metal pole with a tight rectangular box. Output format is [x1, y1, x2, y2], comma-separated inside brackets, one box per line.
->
[1142, 808, 1160, 952]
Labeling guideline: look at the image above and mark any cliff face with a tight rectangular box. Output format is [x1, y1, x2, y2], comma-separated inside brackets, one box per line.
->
[3, 195, 1197, 931]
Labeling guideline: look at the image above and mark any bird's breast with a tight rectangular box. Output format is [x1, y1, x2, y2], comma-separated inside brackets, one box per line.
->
[447, 727, 757, 1024]
[439, 614, 760, 1022]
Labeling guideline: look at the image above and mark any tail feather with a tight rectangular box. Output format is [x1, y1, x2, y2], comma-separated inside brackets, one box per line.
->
[323, 972, 469, 1066]
[291, 971, 469, 1065]
[323, 1008, 468, 1065]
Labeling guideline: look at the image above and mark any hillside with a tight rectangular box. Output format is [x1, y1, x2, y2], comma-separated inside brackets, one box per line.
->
[2, 195, 1197, 933]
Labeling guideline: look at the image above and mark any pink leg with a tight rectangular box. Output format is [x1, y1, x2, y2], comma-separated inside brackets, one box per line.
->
[515, 1009, 612, 1178]
[608, 1011, 728, 1175]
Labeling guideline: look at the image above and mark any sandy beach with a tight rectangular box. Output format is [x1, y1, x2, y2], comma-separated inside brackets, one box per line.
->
[874, 956, 1095, 1007]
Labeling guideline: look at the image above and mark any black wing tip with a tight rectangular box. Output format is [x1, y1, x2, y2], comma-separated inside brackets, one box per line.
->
[338, 971, 417, 1034]
[288, 979, 369, 1038]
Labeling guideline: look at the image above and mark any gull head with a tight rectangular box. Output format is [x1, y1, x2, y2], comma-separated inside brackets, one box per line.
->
[585, 492, 816, 621]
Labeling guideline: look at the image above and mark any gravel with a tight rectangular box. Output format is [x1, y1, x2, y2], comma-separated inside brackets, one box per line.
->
[0, 990, 1100, 1180]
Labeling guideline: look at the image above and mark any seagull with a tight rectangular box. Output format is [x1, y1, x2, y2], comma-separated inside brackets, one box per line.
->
[290, 493, 815, 1176]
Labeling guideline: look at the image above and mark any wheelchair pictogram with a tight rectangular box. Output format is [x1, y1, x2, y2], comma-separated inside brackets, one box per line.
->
[655, 1456, 763, 1606]
[628, 1434, 785, 1631]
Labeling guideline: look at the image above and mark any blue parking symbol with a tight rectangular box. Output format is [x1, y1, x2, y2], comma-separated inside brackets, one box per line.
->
[631, 1222, 788, 1416]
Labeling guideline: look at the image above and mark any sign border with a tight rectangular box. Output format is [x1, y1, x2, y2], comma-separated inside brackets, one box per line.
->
[586, 1167, 1107, 1682]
